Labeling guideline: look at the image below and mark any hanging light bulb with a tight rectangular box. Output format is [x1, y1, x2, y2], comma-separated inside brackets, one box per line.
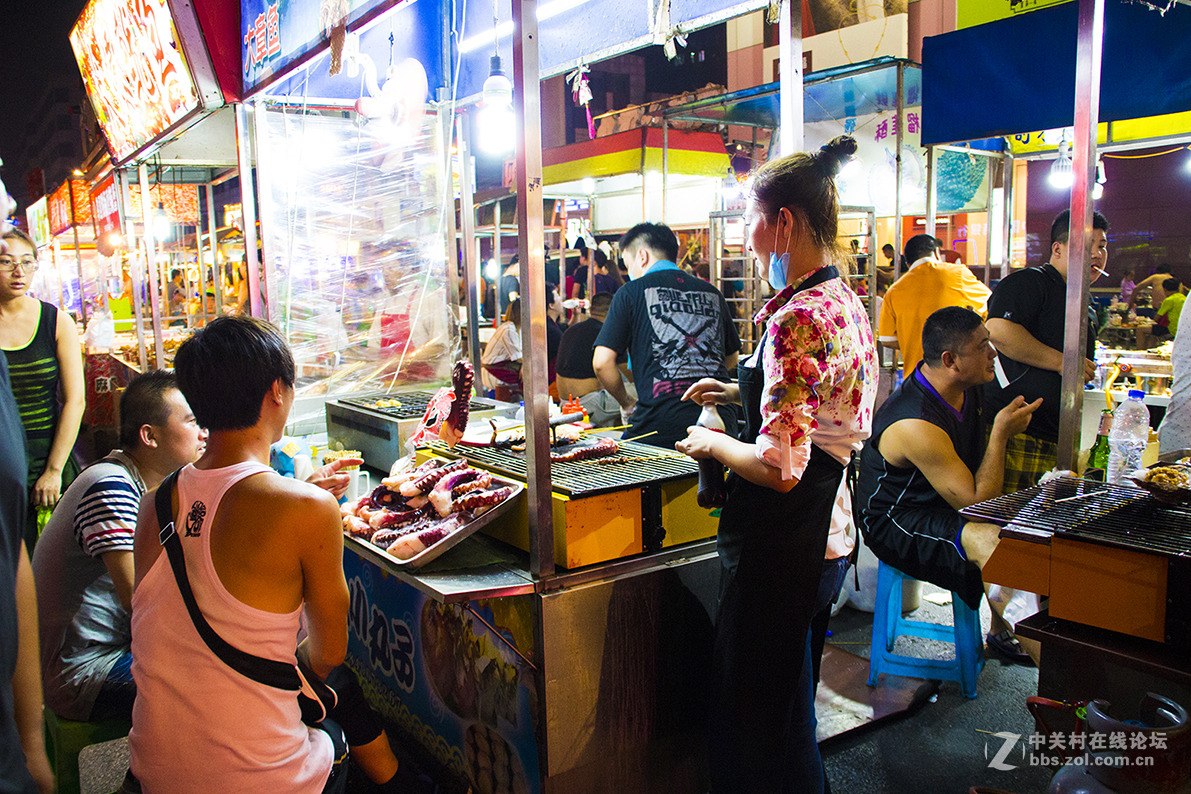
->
[1093, 157, 1106, 200]
[477, 55, 515, 155]
[1049, 140, 1073, 189]
[153, 202, 173, 241]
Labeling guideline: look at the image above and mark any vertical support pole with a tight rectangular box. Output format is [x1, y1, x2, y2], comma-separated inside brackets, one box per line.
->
[511, 0, 555, 580]
[137, 163, 166, 370]
[662, 119, 669, 224]
[924, 146, 936, 237]
[1057, 0, 1105, 470]
[441, 100, 461, 363]
[206, 184, 223, 314]
[985, 155, 996, 284]
[119, 170, 147, 370]
[235, 102, 262, 318]
[458, 116, 484, 383]
[71, 221, 87, 323]
[493, 198, 503, 328]
[894, 63, 904, 278]
[778, 0, 804, 156]
[1000, 152, 1014, 283]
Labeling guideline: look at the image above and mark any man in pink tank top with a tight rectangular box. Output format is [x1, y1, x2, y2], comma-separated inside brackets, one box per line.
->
[129, 317, 416, 793]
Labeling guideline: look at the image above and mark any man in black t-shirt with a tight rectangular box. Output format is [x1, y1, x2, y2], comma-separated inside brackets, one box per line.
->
[594, 223, 740, 449]
[984, 210, 1108, 493]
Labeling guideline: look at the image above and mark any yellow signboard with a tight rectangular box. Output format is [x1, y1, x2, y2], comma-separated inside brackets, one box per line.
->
[957, 0, 1072, 30]
[1006, 111, 1191, 156]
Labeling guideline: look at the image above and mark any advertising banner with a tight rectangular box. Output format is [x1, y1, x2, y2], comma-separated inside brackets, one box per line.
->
[48, 182, 75, 237]
[126, 184, 201, 224]
[26, 197, 50, 249]
[343, 551, 541, 794]
[70, 0, 203, 163]
[90, 174, 122, 241]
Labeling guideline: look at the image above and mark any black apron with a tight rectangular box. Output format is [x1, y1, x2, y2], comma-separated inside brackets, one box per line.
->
[710, 265, 846, 793]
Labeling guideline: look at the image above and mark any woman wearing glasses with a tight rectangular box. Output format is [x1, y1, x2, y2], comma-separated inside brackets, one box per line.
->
[0, 229, 84, 551]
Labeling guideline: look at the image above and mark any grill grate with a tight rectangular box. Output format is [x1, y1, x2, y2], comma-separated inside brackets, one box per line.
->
[960, 477, 1191, 559]
[425, 439, 697, 497]
[341, 391, 492, 421]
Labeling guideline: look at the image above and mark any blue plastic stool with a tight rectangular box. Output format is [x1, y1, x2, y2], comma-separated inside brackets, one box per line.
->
[866, 561, 984, 698]
[43, 708, 131, 794]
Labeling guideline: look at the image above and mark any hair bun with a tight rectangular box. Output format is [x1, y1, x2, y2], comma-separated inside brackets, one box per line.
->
[818, 136, 858, 176]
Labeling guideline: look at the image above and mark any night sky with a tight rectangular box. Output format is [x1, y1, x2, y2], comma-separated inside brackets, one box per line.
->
[0, 1, 89, 196]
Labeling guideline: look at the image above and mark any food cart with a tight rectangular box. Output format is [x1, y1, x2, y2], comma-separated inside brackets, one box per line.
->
[922, 0, 1191, 719]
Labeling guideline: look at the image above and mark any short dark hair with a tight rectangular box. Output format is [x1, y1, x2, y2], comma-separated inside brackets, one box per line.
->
[590, 291, 614, 314]
[904, 234, 939, 265]
[1163, 278, 1181, 292]
[620, 223, 679, 263]
[1050, 209, 1109, 248]
[174, 316, 295, 431]
[171, 269, 182, 280]
[119, 370, 178, 448]
[922, 306, 984, 366]
[1156, 264, 1173, 275]
[882, 243, 895, 254]
[593, 249, 609, 269]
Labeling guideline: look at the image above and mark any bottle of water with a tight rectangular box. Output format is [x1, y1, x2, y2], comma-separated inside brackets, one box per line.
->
[696, 403, 727, 508]
[1106, 390, 1150, 485]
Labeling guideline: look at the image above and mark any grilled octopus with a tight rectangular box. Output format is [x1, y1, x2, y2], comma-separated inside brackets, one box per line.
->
[451, 486, 516, 516]
[440, 360, 474, 448]
[551, 437, 619, 463]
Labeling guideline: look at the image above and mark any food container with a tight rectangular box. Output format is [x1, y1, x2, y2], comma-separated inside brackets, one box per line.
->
[1128, 462, 1191, 505]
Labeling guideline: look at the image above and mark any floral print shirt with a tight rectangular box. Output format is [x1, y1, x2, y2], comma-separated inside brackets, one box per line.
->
[751, 265, 879, 482]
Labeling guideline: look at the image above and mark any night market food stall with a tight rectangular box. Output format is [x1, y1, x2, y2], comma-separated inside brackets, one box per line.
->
[921, 0, 1191, 728]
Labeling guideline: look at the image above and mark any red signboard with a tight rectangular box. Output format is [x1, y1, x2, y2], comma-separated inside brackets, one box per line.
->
[48, 182, 75, 236]
[90, 174, 122, 240]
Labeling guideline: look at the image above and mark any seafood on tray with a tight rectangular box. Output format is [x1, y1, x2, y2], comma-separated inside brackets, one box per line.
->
[341, 456, 516, 561]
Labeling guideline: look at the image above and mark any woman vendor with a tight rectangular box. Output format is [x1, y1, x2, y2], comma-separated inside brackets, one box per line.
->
[677, 137, 877, 792]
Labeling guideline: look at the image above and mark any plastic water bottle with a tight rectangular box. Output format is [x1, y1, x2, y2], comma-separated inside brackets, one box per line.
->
[696, 403, 727, 508]
[1106, 389, 1150, 485]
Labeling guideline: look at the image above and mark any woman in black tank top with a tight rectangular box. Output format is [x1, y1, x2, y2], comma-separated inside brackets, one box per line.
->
[0, 230, 85, 550]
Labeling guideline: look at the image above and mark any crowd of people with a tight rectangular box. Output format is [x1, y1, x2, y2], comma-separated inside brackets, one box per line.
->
[3, 136, 1190, 793]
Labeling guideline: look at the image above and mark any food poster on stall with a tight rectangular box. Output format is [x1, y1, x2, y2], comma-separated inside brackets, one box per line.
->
[804, 108, 991, 217]
[343, 552, 540, 794]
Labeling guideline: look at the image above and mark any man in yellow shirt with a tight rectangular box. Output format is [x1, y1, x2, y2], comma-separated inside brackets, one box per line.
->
[1156, 277, 1186, 340]
[878, 234, 992, 380]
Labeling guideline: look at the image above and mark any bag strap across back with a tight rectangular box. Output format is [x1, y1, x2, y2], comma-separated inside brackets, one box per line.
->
[154, 468, 302, 692]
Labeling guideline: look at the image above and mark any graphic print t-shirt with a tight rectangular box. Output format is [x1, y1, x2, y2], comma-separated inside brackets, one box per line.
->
[595, 264, 741, 448]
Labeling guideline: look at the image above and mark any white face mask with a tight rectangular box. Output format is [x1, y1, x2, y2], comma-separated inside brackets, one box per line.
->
[767, 217, 790, 291]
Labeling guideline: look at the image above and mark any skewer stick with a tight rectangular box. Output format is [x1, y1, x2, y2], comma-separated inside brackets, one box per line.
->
[620, 430, 658, 444]
[1053, 489, 1106, 504]
[583, 424, 630, 434]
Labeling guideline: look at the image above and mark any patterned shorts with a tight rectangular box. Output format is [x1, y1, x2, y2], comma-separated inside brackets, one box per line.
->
[998, 432, 1059, 495]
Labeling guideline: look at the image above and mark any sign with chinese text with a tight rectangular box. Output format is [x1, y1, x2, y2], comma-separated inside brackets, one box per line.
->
[70, 0, 203, 163]
[48, 182, 75, 237]
[70, 180, 94, 226]
[957, 0, 1070, 29]
[26, 197, 50, 249]
[90, 174, 122, 240]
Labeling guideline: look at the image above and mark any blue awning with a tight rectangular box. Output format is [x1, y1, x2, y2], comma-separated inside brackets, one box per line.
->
[921, 0, 1191, 146]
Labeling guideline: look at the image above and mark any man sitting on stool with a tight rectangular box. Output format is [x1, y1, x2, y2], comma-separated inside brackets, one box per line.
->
[855, 307, 1043, 665]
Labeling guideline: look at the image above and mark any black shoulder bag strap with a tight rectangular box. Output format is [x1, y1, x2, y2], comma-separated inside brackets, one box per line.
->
[154, 469, 302, 691]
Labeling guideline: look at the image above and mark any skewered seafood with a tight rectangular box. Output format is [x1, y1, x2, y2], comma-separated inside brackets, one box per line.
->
[451, 487, 516, 516]
[440, 360, 474, 448]
[551, 438, 619, 463]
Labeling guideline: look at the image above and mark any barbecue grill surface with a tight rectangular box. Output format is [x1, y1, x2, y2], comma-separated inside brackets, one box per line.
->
[342, 391, 491, 421]
[960, 477, 1191, 559]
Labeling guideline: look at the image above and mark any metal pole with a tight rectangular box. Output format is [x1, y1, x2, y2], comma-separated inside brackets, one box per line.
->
[511, 0, 555, 579]
[137, 164, 166, 370]
[925, 145, 936, 237]
[894, 63, 904, 278]
[71, 216, 87, 324]
[493, 198, 502, 328]
[984, 156, 996, 284]
[235, 102, 262, 318]
[1057, 0, 1105, 470]
[441, 100, 461, 363]
[778, 0, 804, 156]
[458, 116, 483, 383]
[1000, 152, 1014, 283]
[662, 119, 669, 224]
[206, 183, 222, 314]
[119, 170, 147, 370]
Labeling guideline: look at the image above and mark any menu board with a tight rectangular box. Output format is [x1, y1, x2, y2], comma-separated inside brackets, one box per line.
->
[26, 197, 50, 249]
[70, 0, 203, 163]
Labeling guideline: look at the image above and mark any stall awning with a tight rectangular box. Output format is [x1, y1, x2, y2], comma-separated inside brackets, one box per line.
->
[541, 128, 731, 185]
[921, 0, 1191, 146]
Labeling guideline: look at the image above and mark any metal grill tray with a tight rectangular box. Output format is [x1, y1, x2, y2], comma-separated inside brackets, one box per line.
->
[425, 439, 697, 498]
[340, 391, 492, 421]
[345, 473, 525, 570]
[960, 477, 1191, 559]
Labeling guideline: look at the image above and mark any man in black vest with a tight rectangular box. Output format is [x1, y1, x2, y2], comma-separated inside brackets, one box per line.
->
[856, 307, 1042, 664]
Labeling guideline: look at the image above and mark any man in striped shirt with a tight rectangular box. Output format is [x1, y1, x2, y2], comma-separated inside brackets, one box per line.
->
[32, 371, 206, 721]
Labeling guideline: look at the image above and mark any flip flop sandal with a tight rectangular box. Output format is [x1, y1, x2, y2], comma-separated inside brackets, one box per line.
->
[986, 629, 1034, 666]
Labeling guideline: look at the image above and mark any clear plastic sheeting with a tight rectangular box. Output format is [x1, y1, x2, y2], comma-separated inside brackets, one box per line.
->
[257, 105, 457, 400]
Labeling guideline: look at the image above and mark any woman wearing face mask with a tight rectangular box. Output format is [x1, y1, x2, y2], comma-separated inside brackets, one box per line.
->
[677, 136, 877, 793]
[0, 230, 85, 551]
